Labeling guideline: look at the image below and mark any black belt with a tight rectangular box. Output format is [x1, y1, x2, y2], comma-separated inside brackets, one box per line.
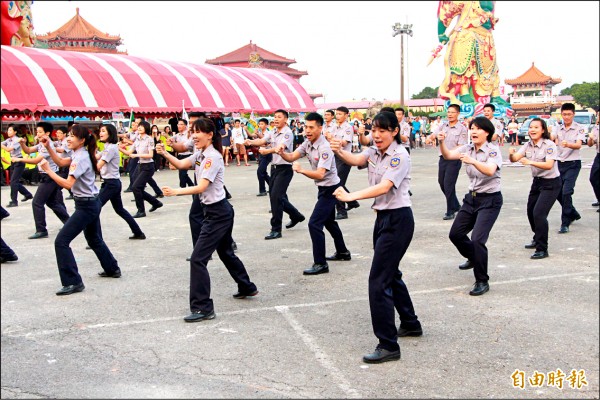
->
[271, 164, 292, 169]
[533, 176, 560, 181]
[73, 195, 99, 201]
[468, 191, 500, 198]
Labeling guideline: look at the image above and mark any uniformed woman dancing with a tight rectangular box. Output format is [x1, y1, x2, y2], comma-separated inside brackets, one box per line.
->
[159, 118, 258, 322]
[38, 124, 121, 296]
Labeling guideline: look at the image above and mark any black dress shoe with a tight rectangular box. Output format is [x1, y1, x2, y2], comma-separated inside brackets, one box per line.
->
[469, 281, 489, 296]
[256, 192, 268, 197]
[335, 213, 348, 220]
[264, 231, 282, 240]
[558, 225, 569, 234]
[572, 212, 581, 222]
[362, 346, 401, 364]
[232, 289, 259, 299]
[86, 245, 92, 250]
[326, 251, 351, 261]
[0, 254, 18, 263]
[397, 326, 423, 337]
[149, 202, 163, 212]
[123, 188, 133, 193]
[530, 251, 549, 260]
[56, 283, 85, 296]
[458, 260, 473, 270]
[65, 195, 74, 200]
[285, 215, 305, 229]
[592, 202, 599, 207]
[98, 269, 121, 278]
[524, 241, 536, 249]
[21, 195, 33, 202]
[28, 231, 48, 239]
[347, 201, 360, 211]
[303, 263, 329, 275]
[154, 193, 164, 198]
[129, 233, 146, 240]
[131, 199, 136, 202]
[7, 202, 18, 208]
[133, 211, 146, 218]
[183, 309, 215, 322]
[443, 212, 455, 220]
[232, 241, 237, 252]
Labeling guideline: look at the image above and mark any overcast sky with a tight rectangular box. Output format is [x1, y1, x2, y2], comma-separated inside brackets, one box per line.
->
[31, 1, 599, 104]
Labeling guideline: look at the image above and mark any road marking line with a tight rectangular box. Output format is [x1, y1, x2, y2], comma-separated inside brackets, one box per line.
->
[4, 271, 597, 338]
[275, 306, 361, 399]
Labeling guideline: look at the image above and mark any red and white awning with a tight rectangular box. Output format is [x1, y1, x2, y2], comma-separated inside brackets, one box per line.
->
[1, 45, 316, 114]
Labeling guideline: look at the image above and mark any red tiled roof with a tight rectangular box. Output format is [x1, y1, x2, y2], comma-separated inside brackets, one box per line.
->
[505, 63, 561, 86]
[36, 7, 121, 42]
[206, 41, 296, 65]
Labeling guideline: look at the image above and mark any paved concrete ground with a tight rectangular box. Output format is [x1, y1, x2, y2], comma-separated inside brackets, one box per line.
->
[1, 145, 598, 399]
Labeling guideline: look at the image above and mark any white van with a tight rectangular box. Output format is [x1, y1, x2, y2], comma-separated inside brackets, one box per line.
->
[574, 111, 597, 136]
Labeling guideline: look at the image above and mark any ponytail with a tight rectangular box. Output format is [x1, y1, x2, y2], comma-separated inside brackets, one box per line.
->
[71, 124, 100, 175]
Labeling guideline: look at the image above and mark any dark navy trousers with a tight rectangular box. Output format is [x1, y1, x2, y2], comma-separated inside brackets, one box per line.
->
[189, 194, 205, 247]
[438, 157, 462, 214]
[99, 179, 143, 236]
[257, 153, 272, 193]
[557, 160, 581, 226]
[177, 154, 194, 188]
[132, 163, 161, 213]
[189, 199, 256, 313]
[369, 207, 420, 352]
[334, 156, 359, 215]
[127, 156, 139, 190]
[9, 161, 32, 203]
[56, 197, 119, 286]
[527, 177, 561, 252]
[590, 153, 600, 203]
[32, 174, 70, 233]
[309, 184, 348, 265]
[449, 192, 503, 283]
[269, 165, 303, 232]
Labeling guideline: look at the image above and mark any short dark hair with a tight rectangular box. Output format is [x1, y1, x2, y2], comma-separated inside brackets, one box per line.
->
[448, 104, 461, 113]
[36, 122, 53, 134]
[139, 121, 151, 134]
[373, 111, 401, 144]
[336, 106, 349, 114]
[304, 112, 323, 126]
[483, 103, 495, 112]
[380, 106, 395, 113]
[234, 119, 240, 123]
[56, 125, 68, 133]
[135, 116, 146, 122]
[529, 118, 550, 140]
[325, 109, 335, 117]
[103, 124, 119, 144]
[275, 109, 289, 119]
[178, 118, 188, 126]
[394, 107, 405, 115]
[469, 117, 495, 142]
[561, 103, 575, 112]
[258, 118, 269, 124]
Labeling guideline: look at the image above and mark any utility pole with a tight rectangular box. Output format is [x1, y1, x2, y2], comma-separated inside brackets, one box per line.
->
[392, 23, 413, 107]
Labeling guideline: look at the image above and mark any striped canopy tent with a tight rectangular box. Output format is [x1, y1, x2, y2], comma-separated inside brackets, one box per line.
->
[0, 45, 316, 116]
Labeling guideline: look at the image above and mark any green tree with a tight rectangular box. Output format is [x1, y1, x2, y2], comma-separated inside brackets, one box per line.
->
[560, 82, 599, 110]
[412, 86, 439, 99]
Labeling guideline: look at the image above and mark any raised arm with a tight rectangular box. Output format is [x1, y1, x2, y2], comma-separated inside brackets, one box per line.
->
[438, 132, 462, 160]
[156, 143, 193, 170]
[330, 138, 368, 167]
[42, 138, 71, 168]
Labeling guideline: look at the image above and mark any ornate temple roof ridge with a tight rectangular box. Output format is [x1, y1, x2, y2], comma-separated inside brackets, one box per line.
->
[505, 62, 562, 86]
[206, 40, 297, 65]
[36, 7, 121, 42]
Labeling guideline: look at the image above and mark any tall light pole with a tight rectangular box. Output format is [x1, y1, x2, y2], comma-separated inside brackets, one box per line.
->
[392, 23, 413, 107]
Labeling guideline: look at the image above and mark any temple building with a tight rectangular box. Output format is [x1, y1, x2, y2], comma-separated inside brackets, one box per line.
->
[505, 63, 564, 117]
[206, 41, 322, 100]
[35, 8, 126, 54]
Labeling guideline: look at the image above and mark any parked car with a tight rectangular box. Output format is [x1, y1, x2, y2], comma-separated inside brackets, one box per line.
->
[518, 117, 558, 143]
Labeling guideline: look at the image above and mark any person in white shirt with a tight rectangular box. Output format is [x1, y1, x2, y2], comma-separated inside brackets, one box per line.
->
[231, 120, 250, 166]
